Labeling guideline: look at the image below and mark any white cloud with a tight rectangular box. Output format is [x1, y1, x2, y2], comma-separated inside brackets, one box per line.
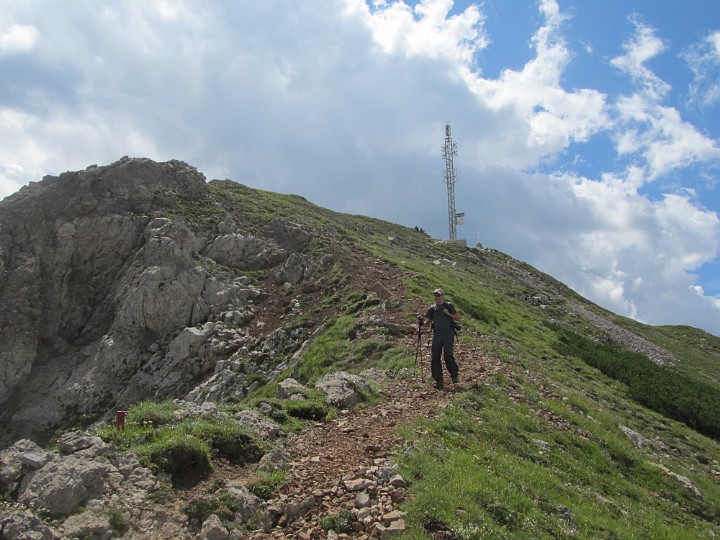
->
[684, 30, 720, 108]
[691, 285, 720, 310]
[348, 0, 488, 65]
[0, 0, 719, 336]
[0, 23, 39, 56]
[539, 168, 720, 331]
[614, 96, 720, 177]
[610, 16, 670, 101]
[461, 0, 608, 166]
[611, 20, 720, 179]
[0, 105, 165, 198]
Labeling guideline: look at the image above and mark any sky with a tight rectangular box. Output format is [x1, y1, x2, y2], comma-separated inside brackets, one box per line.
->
[2, 1, 720, 337]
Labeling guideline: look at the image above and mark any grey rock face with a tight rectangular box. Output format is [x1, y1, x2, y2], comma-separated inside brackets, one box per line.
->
[0, 157, 315, 448]
[275, 253, 332, 286]
[200, 514, 229, 540]
[205, 233, 287, 270]
[0, 430, 173, 537]
[0, 439, 54, 499]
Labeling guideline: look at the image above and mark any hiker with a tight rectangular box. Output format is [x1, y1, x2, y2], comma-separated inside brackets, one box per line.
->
[420, 288, 460, 389]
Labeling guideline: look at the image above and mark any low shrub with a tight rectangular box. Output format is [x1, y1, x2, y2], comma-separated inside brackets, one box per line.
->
[183, 490, 240, 526]
[180, 419, 266, 465]
[135, 431, 213, 487]
[320, 510, 354, 533]
[283, 399, 329, 421]
[106, 508, 130, 536]
[551, 325, 720, 441]
[247, 470, 288, 500]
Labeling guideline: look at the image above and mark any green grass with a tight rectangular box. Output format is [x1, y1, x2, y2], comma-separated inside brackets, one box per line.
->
[395, 385, 720, 539]
[126, 399, 176, 426]
[133, 430, 213, 487]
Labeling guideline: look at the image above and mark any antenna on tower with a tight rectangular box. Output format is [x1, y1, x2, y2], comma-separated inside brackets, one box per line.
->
[442, 123, 463, 243]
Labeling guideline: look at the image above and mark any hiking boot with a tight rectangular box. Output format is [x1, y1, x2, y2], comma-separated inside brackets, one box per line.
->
[434, 379, 444, 389]
[451, 375, 459, 384]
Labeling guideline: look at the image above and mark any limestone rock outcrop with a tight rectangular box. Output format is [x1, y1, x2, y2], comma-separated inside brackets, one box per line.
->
[0, 157, 316, 448]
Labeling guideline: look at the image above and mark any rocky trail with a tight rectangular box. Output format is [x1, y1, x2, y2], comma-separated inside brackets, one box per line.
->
[262, 341, 503, 539]
[177, 296, 506, 540]
[167, 255, 510, 539]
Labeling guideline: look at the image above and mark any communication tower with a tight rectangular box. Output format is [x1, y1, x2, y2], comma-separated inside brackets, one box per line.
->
[442, 124, 462, 241]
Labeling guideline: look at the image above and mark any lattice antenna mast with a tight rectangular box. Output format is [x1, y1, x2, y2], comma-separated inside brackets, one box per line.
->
[441, 124, 459, 241]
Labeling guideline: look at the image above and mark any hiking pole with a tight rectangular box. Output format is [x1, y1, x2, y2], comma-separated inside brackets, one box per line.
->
[414, 316, 424, 377]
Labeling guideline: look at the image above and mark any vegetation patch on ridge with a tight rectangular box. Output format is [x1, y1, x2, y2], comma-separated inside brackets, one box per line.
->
[97, 400, 268, 487]
[551, 324, 720, 442]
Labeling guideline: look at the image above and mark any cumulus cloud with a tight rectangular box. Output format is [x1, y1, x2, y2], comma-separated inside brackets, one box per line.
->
[349, 0, 487, 65]
[0, 0, 719, 336]
[461, 0, 608, 166]
[610, 19, 720, 179]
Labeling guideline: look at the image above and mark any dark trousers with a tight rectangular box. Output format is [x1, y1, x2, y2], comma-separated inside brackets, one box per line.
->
[431, 330, 458, 381]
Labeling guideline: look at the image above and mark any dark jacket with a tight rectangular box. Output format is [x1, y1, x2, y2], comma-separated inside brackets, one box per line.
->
[425, 302, 457, 333]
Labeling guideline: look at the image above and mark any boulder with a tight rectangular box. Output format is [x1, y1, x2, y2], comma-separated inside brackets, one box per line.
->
[235, 410, 283, 441]
[200, 514, 229, 540]
[60, 509, 113, 540]
[265, 219, 311, 252]
[19, 455, 113, 516]
[275, 253, 332, 286]
[258, 448, 292, 472]
[225, 484, 274, 530]
[0, 439, 54, 499]
[315, 372, 372, 408]
[58, 431, 108, 455]
[277, 378, 307, 399]
[0, 510, 59, 540]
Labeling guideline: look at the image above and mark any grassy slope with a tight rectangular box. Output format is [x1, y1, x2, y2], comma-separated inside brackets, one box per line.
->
[188, 182, 720, 538]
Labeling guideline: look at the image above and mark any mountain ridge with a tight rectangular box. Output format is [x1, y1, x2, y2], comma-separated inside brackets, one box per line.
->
[1, 157, 718, 538]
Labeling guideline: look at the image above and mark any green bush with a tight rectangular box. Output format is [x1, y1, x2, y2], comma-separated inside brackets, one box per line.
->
[97, 401, 269, 486]
[135, 431, 213, 487]
[183, 490, 240, 526]
[283, 399, 329, 420]
[247, 470, 288, 500]
[106, 508, 130, 536]
[179, 418, 265, 465]
[551, 325, 720, 441]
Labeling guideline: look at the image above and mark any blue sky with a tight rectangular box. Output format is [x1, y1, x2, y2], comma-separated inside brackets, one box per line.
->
[2, 0, 720, 336]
